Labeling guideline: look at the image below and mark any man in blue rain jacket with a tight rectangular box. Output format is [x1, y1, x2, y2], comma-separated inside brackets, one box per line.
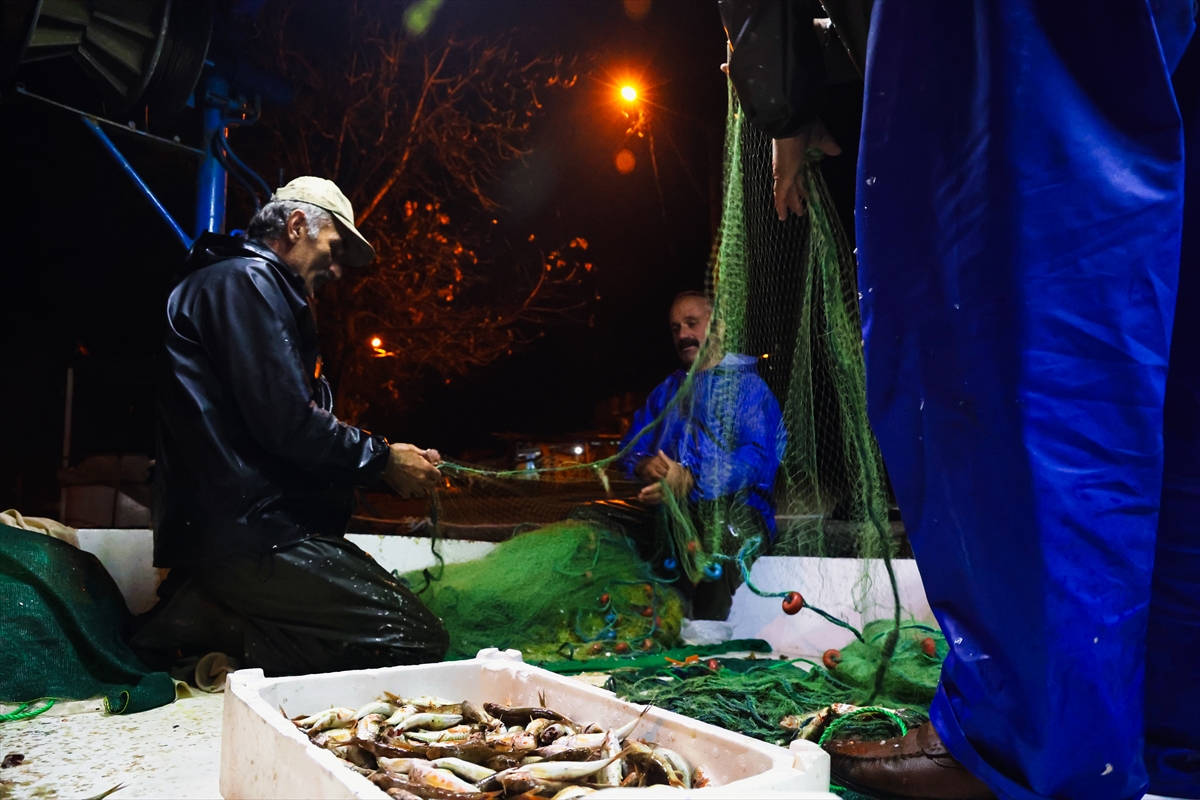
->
[574, 291, 785, 620]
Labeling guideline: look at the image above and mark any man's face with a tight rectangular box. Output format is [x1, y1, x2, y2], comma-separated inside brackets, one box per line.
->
[669, 296, 712, 368]
[284, 210, 346, 295]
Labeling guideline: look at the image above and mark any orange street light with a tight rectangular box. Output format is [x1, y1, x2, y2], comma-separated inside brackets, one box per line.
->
[620, 85, 638, 102]
[370, 337, 382, 348]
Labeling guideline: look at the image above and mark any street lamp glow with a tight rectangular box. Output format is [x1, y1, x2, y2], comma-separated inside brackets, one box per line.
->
[620, 85, 638, 102]
[370, 337, 382, 348]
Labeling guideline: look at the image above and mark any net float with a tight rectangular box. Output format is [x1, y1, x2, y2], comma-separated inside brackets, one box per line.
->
[640, 606, 653, 617]
[782, 591, 805, 615]
[706, 659, 720, 671]
[823, 649, 842, 669]
[599, 593, 610, 605]
[920, 637, 938, 656]
[615, 642, 630, 654]
[641, 638, 655, 651]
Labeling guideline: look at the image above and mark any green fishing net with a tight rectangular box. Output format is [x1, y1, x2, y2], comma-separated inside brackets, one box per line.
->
[403, 521, 686, 662]
[606, 621, 945, 746]
[414, 84, 911, 707]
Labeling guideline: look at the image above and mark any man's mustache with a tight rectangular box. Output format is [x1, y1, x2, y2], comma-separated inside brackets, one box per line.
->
[677, 337, 701, 352]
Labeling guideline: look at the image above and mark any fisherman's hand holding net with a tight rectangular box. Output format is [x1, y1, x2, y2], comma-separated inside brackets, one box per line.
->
[385, 443, 443, 498]
[634, 450, 694, 506]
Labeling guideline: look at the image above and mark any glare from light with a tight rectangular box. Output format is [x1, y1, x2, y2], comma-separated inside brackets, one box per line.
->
[620, 85, 638, 102]
[615, 149, 636, 174]
[370, 337, 383, 348]
[573, 446, 584, 455]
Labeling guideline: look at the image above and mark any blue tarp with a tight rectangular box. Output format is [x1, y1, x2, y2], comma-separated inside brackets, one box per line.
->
[857, 1, 1197, 798]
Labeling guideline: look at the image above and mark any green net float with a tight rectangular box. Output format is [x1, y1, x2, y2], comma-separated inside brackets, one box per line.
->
[782, 591, 805, 615]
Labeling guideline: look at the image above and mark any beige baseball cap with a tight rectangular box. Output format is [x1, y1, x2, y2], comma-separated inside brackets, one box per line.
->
[272, 177, 376, 267]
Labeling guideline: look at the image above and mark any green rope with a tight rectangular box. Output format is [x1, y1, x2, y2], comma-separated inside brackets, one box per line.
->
[0, 698, 55, 723]
[817, 706, 909, 747]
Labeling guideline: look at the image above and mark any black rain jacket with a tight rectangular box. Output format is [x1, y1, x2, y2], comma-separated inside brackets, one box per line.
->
[720, 0, 871, 138]
[154, 234, 390, 567]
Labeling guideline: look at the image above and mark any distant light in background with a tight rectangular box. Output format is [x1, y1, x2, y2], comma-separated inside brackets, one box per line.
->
[615, 149, 636, 174]
[403, 0, 444, 36]
[620, 85, 638, 102]
[623, 0, 652, 21]
[370, 337, 382, 348]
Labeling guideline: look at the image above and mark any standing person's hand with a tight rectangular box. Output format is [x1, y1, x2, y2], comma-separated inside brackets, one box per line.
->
[384, 443, 442, 498]
[773, 120, 841, 220]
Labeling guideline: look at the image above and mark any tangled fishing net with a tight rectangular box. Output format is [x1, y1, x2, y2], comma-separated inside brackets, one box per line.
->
[403, 522, 686, 662]
[606, 620, 945, 746]
[412, 83, 922, 744]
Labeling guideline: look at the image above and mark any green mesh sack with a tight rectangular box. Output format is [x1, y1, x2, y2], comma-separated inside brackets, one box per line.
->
[403, 521, 685, 662]
[0, 524, 176, 715]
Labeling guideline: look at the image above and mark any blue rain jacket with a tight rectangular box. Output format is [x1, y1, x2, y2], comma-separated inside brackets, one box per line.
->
[857, 2, 1196, 798]
[615, 354, 786, 536]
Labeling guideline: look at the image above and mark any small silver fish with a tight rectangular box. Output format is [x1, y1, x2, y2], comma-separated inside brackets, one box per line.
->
[384, 704, 419, 726]
[377, 757, 424, 774]
[298, 707, 356, 732]
[429, 757, 495, 782]
[505, 748, 627, 781]
[355, 713, 386, 743]
[354, 701, 395, 720]
[408, 761, 481, 794]
[405, 729, 470, 743]
[597, 729, 622, 786]
[649, 743, 693, 788]
[394, 713, 463, 732]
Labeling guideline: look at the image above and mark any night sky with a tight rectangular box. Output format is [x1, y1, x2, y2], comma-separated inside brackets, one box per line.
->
[0, 0, 860, 515]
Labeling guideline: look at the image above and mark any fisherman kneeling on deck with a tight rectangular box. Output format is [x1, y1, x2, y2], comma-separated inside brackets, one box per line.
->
[571, 291, 785, 621]
[133, 178, 449, 675]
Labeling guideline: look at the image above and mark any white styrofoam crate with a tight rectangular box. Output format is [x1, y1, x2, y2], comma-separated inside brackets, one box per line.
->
[221, 648, 837, 799]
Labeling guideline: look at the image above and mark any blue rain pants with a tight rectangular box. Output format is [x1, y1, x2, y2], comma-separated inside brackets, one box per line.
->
[856, 2, 1197, 798]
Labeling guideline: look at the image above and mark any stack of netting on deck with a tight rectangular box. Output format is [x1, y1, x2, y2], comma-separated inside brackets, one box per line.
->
[408, 85, 908, 692]
[606, 621, 945, 745]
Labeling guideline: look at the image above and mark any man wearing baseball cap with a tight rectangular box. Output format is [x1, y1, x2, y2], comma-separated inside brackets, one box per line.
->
[135, 177, 450, 676]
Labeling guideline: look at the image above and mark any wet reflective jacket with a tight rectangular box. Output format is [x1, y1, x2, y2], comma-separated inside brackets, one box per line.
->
[615, 354, 786, 536]
[154, 235, 389, 567]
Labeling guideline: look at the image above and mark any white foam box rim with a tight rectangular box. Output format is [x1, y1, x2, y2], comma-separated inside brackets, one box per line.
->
[221, 648, 837, 799]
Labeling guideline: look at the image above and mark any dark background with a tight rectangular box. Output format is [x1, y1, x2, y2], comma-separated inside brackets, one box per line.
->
[0, 0, 861, 516]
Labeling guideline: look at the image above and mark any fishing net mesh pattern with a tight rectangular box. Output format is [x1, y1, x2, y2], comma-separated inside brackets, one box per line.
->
[409, 86, 932, 748]
[0, 524, 176, 713]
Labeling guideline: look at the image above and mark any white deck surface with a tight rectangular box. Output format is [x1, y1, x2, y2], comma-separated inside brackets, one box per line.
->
[0, 693, 224, 799]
